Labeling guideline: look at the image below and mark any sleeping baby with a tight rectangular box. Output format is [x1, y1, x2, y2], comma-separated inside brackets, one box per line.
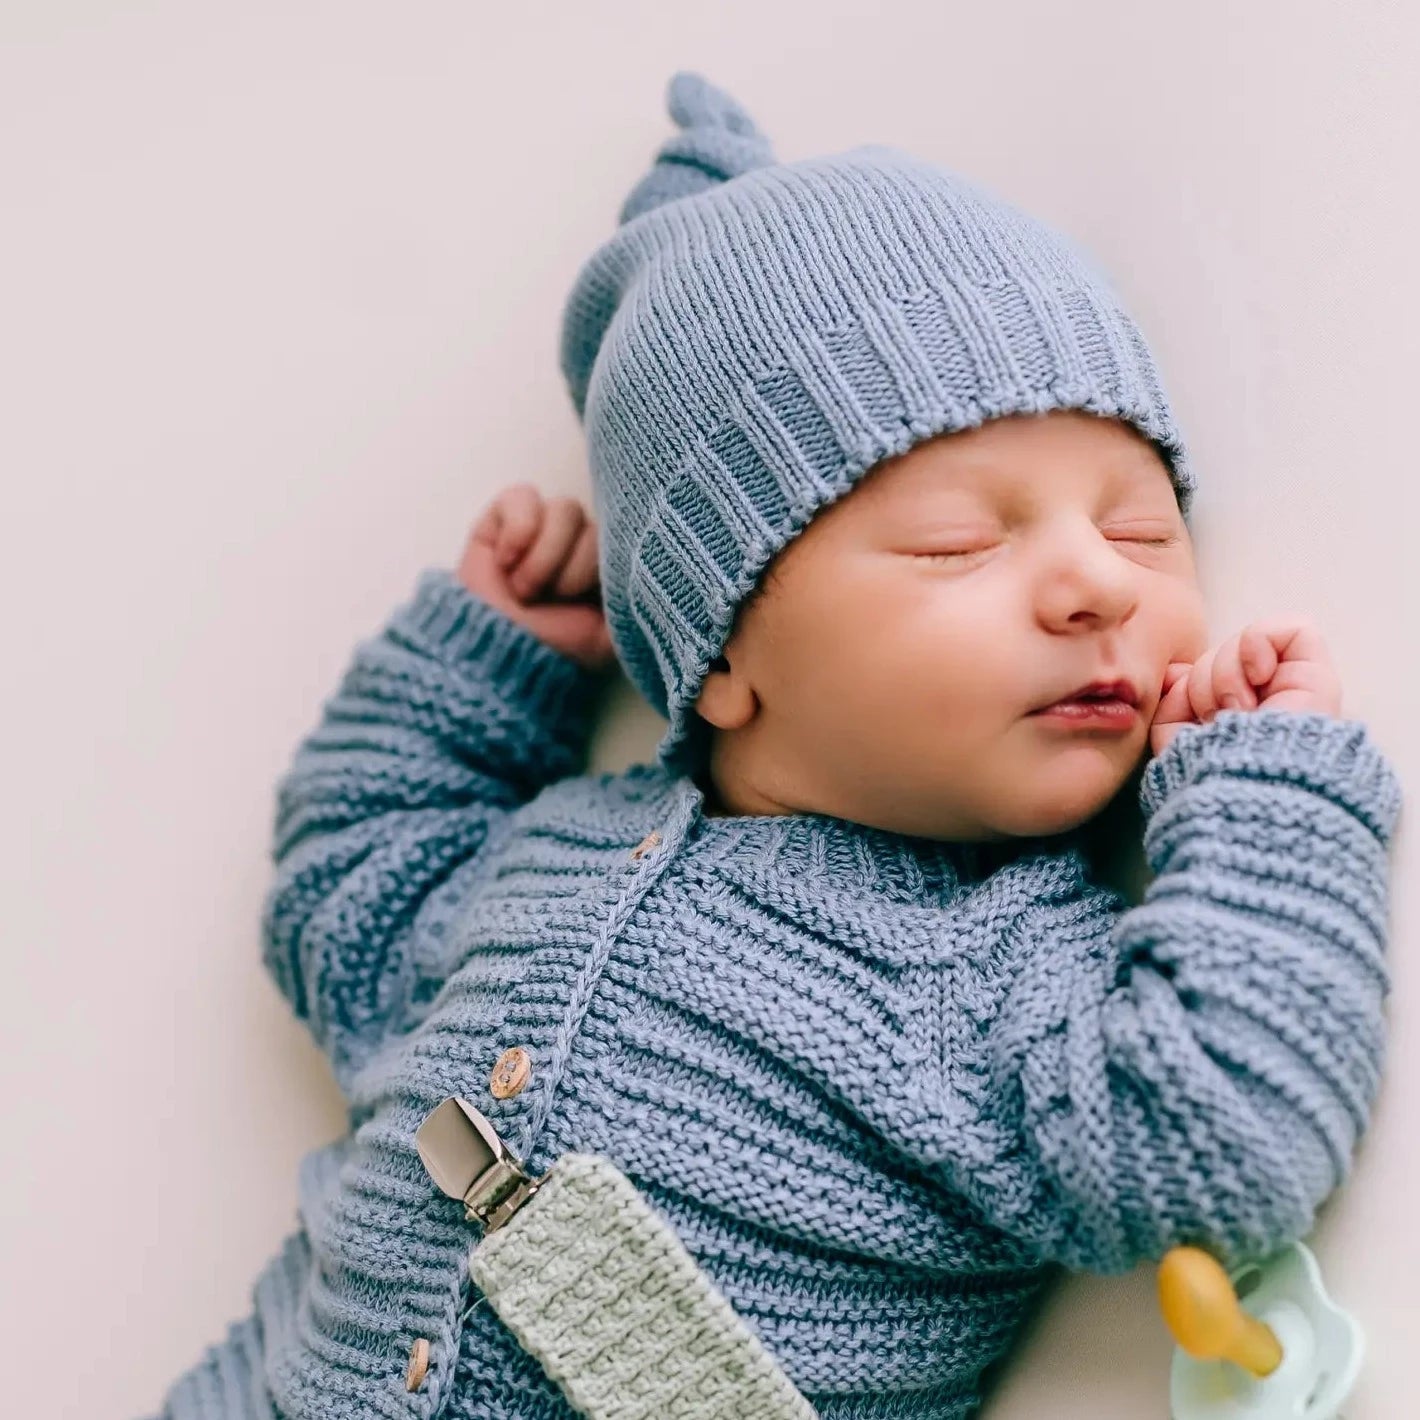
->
[143, 69, 1402, 1420]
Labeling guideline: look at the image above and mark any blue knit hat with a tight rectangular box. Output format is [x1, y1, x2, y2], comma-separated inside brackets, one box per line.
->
[560, 71, 1197, 779]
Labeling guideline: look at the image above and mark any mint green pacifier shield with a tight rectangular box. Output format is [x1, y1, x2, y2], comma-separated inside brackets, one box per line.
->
[1170, 1242, 1364, 1420]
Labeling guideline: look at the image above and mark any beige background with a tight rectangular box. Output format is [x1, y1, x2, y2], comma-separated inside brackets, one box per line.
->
[3, 2, 1416, 1415]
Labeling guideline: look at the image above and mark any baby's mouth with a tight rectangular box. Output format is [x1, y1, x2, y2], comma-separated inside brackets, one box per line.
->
[1027, 691, 1141, 730]
[1028, 677, 1141, 716]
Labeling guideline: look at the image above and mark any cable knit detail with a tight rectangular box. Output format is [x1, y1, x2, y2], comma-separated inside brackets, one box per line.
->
[144, 574, 1403, 1420]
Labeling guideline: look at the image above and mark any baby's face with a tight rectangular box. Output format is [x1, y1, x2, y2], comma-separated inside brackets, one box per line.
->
[694, 409, 1209, 841]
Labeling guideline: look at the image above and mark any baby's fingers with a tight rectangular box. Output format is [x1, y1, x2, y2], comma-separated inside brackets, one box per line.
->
[1185, 644, 1221, 723]
[1209, 632, 1259, 713]
[551, 519, 601, 599]
[1155, 665, 1194, 723]
[507, 497, 586, 600]
[472, 484, 543, 570]
[1239, 625, 1280, 692]
[1150, 661, 1199, 755]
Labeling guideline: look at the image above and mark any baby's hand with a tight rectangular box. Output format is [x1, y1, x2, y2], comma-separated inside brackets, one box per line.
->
[457, 484, 617, 673]
[1149, 619, 1343, 757]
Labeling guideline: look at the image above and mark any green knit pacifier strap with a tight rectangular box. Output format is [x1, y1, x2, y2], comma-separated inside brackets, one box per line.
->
[468, 1153, 818, 1420]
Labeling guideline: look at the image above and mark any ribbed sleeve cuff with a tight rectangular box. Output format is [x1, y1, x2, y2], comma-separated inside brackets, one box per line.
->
[1140, 708, 1403, 847]
[391, 566, 610, 749]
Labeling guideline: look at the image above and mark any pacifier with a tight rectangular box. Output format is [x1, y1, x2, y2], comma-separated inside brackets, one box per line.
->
[1160, 1242, 1364, 1420]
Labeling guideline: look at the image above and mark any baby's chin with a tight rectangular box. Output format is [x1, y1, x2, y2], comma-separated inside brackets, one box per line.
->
[984, 753, 1141, 839]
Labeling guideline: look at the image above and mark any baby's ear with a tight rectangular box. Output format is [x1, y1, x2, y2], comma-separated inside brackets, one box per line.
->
[694, 653, 756, 730]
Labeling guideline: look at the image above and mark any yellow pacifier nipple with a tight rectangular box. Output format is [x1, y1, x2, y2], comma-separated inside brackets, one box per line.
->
[1159, 1245, 1283, 1376]
[1160, 1240, 1365, 1420]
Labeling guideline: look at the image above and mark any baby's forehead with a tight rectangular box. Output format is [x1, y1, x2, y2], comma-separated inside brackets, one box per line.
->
[863, 441, 1175, 508]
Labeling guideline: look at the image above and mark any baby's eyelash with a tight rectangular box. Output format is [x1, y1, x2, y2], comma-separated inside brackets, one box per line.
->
[916, 533, 1177, 562]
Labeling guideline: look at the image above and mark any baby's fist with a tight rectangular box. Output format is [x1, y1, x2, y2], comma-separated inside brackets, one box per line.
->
[457, 484, 617, 674]
[1150, 619, 1343, 757]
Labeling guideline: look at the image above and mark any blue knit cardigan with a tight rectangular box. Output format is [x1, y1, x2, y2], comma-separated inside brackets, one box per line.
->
[147, 567, 1402, 1420]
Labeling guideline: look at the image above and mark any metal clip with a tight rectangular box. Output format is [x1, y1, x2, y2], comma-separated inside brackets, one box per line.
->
[415, 1096, 544, 1233]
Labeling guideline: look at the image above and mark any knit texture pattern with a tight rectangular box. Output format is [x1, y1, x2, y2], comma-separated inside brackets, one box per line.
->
[142, 569, 1403, 1420]
[470, 1153, 817, 1419]
[560, 71, 1198, 776]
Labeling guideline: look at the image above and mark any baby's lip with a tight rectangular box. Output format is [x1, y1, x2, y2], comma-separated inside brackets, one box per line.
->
[1030, 676, 1142, 713]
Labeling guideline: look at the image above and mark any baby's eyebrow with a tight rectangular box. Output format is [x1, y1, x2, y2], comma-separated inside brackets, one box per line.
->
[894, 457, 1170, 504]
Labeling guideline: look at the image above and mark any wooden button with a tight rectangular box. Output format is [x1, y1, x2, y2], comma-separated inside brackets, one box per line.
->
[628, 829, 662, 861]
[405, 1336, 430, 1391]
[489, 1046, 532, 1099]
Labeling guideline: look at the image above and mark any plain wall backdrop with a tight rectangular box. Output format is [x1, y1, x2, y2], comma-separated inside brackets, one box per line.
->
[3, 2, 1417, 1415]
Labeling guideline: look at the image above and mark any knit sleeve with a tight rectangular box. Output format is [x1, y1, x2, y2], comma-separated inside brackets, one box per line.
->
[260, 568, 607, 1095]
[973, 708, 1402, 1275]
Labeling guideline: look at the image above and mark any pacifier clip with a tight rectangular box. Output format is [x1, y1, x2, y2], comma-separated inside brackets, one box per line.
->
[415, 1096, 818, 1420]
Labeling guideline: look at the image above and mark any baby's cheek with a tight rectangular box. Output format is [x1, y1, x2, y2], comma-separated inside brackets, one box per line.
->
[1162, 598, 1209, 669]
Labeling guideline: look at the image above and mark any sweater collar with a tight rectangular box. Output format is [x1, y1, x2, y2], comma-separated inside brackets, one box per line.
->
[659, 771, 1068, 902]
